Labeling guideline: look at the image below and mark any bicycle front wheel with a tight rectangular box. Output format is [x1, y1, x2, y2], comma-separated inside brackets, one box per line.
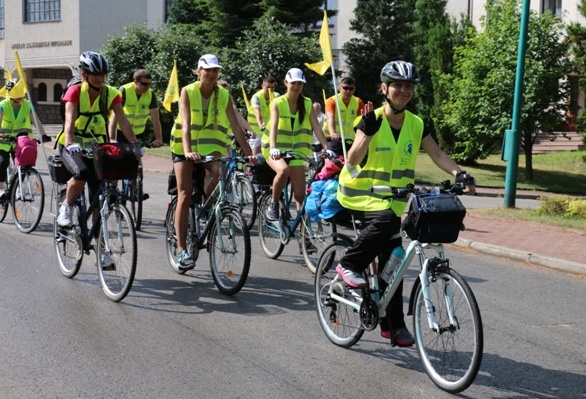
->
[12, 167, 45, 233]
[129, 169, 144, 230]
[258, 193, 285, 259]
[54, 190, 83, 278]
[413, 267, 483, 394]
[301, 216, 336, 273]
[209, 208, 251, 296]
[165, 197, 197, 274]
[97, 204, 137, 302]
[315, 242, 364, 348]
[231, 173, 257, 230]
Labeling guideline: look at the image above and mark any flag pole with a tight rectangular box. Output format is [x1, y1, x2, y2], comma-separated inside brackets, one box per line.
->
[330, 65, 347, 160]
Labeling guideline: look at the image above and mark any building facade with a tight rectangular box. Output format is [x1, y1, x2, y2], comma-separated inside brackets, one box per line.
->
[0, 0, 170, 123]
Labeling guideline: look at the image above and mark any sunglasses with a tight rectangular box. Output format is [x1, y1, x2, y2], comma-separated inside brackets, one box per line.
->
[138, 81, 152, 87]
[341, 86, 355, 91]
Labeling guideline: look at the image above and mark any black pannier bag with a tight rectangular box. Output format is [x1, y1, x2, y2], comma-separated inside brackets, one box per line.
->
[401, 193, 466, 243]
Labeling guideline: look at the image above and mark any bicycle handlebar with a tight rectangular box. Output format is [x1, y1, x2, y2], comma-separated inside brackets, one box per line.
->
[371, 181, 465, 198]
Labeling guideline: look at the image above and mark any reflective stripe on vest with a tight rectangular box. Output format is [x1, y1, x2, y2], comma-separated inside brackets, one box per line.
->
[337, 108, 423, 214]
[170, 83, 230, 156]
[120, 82, 152, 135]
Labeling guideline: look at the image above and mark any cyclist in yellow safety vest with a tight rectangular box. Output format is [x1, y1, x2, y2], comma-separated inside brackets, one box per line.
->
[109, 69, 163, 148]
[170, 54, 256, 270]
[0, 78, 36, 200]
[56, 51, 140, 231]
[261, 68, 332, 221]
[336, 60, 477, 347]
[324, 76, 364, 157]
[247, 76, 279, 155]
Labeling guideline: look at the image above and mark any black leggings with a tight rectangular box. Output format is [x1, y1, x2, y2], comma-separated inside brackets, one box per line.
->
[59, 145, 100, 202]
[0, 150, 12, 183]
[340, 208, 406, 331]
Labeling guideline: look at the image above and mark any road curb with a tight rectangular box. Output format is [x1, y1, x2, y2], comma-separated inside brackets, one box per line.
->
[454, 238, 586, 275]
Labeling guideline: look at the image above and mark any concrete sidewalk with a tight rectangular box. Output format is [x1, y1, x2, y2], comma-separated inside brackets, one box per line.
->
[142, 153, 586, 276]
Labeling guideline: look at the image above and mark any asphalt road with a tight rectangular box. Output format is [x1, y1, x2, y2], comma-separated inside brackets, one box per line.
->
[0, 157, 584, 398]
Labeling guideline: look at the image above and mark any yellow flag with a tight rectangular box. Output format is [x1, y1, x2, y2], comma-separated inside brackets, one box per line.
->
[240, 83, 251, 111]
[14, 51, 28, 95]
[163, 60, 179, 112]
[305, 11, 332, 75]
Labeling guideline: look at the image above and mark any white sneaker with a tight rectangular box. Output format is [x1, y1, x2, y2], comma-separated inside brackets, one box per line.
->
[0, 189, 6, 201]
[57, 204, 73, 227]
[100, 253, 116, 271]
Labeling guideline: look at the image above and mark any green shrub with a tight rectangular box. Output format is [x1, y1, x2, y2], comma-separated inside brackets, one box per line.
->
[537, 195, 572, 216]
[538, 195, 586, 219]
[565, 199, 586, 219]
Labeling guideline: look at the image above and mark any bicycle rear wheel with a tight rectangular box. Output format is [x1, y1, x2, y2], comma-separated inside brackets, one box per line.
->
[97, 204, 137, 302]
[209, 208, 251, 295]
[315, 242, 364, 348]
[54, 190, 83, 278]
[165, 197, 197, 274]
[301, 216, 336, 273]
[12, 167, 45, 233]
[257, 193, 285, 259]
[413, 267, 483, 394]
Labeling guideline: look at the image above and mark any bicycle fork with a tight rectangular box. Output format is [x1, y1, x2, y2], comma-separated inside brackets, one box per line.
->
[418, 257, 460, 333]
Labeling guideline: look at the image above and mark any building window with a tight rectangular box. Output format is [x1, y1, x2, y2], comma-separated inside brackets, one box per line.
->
[25, 0, 61, 22]
[53, 83, 63, 102]
[38, 83, 47, 101]
[542, 0, 562, 18]
[165, 0, 174, 22]
[0, 0, 4, 39]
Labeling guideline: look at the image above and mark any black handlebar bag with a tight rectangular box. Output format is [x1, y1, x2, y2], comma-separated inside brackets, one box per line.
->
[401, 193, 466, 243]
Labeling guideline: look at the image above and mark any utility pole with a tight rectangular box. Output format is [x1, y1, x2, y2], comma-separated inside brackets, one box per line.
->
[504, 0, 531, 208]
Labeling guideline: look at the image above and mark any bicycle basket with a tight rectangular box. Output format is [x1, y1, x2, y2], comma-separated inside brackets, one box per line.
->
[401, 193, 466, 243]
[92, 142, 140, 180]
[251, 162, 276, 186]
[48, 154, 73, 184]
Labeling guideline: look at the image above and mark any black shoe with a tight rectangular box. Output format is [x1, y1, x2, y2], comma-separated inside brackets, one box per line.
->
[141, 192, 150, 201]
[42, 134, 52, 143]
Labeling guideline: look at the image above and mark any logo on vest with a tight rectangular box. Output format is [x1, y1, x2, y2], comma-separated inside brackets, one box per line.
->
[404, 141, 413, 155]
[375, 147, 391, 152]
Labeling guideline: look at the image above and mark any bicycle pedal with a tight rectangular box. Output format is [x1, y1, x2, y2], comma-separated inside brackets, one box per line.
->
[141, 193, 150, 201]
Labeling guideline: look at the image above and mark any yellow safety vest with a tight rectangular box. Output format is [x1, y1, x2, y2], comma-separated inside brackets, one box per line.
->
[326, 94, 359, 140]
[0, 99, 32, 152]
[247, 89, 274, 135]
[119, 82, 152, 136]
[337, 108, 423, 215]
[170, 82, 230, 156]
[57, 82, 120, 149]
[261, 96, 313, 166]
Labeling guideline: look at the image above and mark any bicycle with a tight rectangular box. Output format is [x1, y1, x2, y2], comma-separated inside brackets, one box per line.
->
[50, 142, 140, 302]
[118, 142, 152, 231]
[164, 155, 252, 296]
[0, 134, 45, 234]
[314, 182, 483, 394]
[257, 150, 337, 273]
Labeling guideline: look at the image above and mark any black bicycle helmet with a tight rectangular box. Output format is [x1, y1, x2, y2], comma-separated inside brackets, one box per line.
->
[380, 61, 420, 84]
[79, 51, 110, 74]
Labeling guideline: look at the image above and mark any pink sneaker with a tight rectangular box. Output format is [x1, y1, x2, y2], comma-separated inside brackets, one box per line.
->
[336, 264, 367, 288]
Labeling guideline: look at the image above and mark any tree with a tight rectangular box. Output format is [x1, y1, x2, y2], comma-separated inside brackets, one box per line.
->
[443, 0, 570, 180]
[568, 0, 586, 136]
[222, 16, 327, 112]
[343, 0, 417, 105]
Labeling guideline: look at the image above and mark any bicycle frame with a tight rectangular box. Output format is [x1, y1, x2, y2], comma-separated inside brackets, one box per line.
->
[327, 239, 458, 330]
